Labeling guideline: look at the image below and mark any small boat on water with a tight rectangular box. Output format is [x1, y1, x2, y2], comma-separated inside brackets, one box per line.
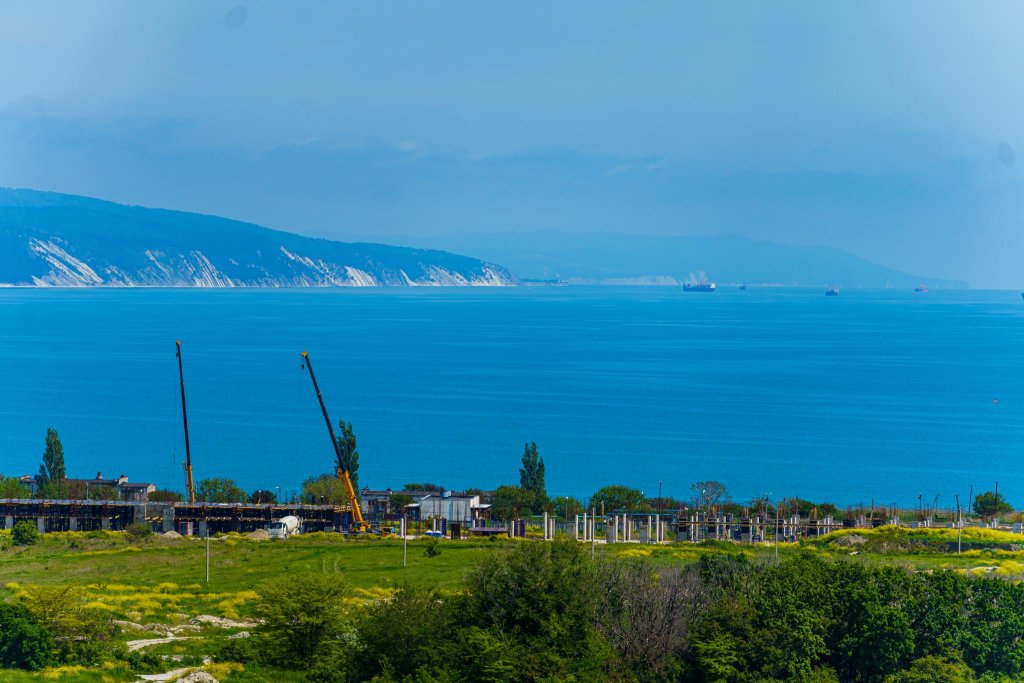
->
[683, 272, 716, 292]
[915, 284, 929, 293]
[825, 285, 840, 297]
[739, 283, 748, 291]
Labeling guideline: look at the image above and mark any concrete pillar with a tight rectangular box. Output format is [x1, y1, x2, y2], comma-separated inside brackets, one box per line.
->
[101, 517, 111, 531]
[37, 517, 45, 534]
[69, 517, 78, 532]
[582, 512, 588, 541]
[163, 508, 175, 533]
[4, 515, 12, 529]
[197, 520, 208, 537]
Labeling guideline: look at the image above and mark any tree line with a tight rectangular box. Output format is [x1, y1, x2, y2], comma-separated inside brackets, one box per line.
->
[5, 427, 1017, 525]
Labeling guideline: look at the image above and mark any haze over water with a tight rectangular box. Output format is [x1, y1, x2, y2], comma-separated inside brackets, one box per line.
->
[2, 287, 1022, 509]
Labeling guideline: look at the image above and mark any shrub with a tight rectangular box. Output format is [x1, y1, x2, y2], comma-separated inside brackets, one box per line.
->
[255, 573, 348, 669]
[0, 603, 52, 670]
[125, 522, 154, 542]
[16, 584, 113, 665]
[424, 540, 441, 558]
[12, 520, 39, 546]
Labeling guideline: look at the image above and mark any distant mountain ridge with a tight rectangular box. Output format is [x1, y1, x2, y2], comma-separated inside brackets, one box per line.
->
[383, 230, 968, 289]
[0, 189, 514, 287]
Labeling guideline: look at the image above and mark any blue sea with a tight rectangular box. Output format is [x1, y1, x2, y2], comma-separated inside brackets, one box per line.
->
[1, 287, 1023, 509]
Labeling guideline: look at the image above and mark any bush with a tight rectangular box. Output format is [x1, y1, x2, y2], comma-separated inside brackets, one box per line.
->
[16, 584, 113, 665]
[0, 603, 52, 670]
[126, 522, 154, 542]
[12, 520, 39, 546]
[255, 573, 348, 669]
[424, 540, 441, 558]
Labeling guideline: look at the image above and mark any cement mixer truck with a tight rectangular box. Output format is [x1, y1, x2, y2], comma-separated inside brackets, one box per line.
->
[267, 515, 301, 539]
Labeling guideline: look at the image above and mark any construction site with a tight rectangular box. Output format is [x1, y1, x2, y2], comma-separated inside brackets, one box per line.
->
[4, 341, 1012, 545]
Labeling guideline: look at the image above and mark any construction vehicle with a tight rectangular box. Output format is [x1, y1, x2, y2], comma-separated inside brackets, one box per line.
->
[267, 515, 301, 539]
[175, 341, 196, 504]
[300, 351, 368, 533]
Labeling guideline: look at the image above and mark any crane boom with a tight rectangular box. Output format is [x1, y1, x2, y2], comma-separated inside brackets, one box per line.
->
[175, 340, 196, 504]
[301, 351, 366, 531]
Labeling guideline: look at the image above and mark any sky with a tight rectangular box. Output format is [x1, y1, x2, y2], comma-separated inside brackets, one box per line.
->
[0, 2, 1022, 286]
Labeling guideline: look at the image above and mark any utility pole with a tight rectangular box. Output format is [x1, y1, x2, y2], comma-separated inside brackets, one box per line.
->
[403, 512, 408, 567]
[205, 530, 210, 583]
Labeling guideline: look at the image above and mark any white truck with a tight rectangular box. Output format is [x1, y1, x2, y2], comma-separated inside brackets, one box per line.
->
[267, 515, 301, 539]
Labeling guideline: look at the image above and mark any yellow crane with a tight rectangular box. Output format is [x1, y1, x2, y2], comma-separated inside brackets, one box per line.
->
[175, 340, 196, 504]
[300, 351, 367, 532]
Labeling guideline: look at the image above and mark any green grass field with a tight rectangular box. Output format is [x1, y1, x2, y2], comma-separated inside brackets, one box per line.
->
[5, 526, 1024, 681]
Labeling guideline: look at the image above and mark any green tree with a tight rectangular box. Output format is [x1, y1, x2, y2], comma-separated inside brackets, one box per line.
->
[335, 419, 359, 492]
[519, 442, 547, 513]
[250, 489, 278, 504]
[302, 473, 350, 505]
[552, 495, 583, 521]
[196, 478, 247, 503]
[973, 491, 1012, 522]
[0, 603, 52, 670]
[16, 584, 113, 665]
[255, 573, 349, 669]
[390, 492, 415, 512]
[87, 484, 118, 501]
[404, 482, 445, 492]
[0, 476, 30, 499]
[884, 656, 976, 683]
[490, 485, 530, 521]
[12, 520, 39, 546]
[465, 539, 609, 679]
[589, 484, 648, 513]
[148, 489, 183, 503]
[35, 428, 66, 499]
[352, 587, 456, 681]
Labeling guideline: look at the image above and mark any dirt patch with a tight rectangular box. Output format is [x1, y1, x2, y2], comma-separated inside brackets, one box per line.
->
[161, 530, 183, 539]
[245, 529, 270, 540]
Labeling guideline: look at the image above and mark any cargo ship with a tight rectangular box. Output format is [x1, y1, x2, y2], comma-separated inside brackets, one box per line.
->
[914, 284, 929, 293]
[825, 285, 840, 297]
[683, 272, 716, 292]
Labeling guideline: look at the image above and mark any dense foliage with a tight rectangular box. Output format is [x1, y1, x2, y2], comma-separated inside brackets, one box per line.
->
[302, 473, 350, 505]
[218, 541, 1024, 682]
[196, 477, 247, 503]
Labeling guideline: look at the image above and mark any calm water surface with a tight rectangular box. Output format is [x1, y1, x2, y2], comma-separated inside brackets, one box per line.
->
[1, 287, 1022, 507]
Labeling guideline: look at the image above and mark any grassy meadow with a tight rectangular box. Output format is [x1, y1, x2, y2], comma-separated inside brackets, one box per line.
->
[4, 525, 1024, 681]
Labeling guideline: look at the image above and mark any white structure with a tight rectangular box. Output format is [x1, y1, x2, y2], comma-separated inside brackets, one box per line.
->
[415, 491, 480, 523]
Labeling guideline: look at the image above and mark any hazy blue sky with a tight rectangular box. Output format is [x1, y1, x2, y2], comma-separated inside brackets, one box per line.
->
[0, 2, 1022, 286]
